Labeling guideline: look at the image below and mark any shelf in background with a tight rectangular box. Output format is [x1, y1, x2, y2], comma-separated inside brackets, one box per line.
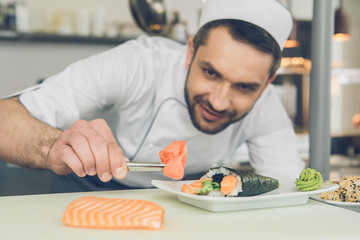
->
[0, 30, 137, 45]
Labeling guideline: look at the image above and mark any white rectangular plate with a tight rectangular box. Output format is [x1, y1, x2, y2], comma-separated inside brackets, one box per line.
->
[151, 179, 338, 212]
[311, 195, 360, 213]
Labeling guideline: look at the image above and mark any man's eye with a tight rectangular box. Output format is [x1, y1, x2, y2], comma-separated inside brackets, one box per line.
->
[203, 68, 216, 78]
[235, 84, 256, 92]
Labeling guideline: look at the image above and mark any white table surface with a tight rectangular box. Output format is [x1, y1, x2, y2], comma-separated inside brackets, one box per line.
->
[1, 189, 359, 240]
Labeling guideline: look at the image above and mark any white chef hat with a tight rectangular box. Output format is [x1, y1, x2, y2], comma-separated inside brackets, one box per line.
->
[198, 0, 293, 50]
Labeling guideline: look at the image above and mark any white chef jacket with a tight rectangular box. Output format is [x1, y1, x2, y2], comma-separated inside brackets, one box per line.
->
[19, 35, 305, 189]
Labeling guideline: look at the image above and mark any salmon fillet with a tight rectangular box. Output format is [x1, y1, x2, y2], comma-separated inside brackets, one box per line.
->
[62, 196, 164, 230]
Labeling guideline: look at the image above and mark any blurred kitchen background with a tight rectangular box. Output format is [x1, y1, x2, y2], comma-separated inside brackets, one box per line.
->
[1, 0, 360, 195]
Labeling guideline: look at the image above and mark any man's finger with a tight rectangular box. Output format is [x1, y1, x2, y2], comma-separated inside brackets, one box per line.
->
[60, 145, 86, 177]
[68, 119, 112, 182]
[63, 131, 96, 176]
[87, 134, 112, 182]
[107, 142, 128, 179]
[90, 119, 127, 181]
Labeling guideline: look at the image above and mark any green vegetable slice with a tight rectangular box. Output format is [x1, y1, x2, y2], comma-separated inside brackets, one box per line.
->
[196, 180, 220, 194]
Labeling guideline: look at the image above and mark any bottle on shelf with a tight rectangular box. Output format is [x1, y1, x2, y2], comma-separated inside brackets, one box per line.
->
[0, 3, 4, 29]
[168, 11, 188, 43]
[15, 0, 29, 33]
[4, 2, 16, 31]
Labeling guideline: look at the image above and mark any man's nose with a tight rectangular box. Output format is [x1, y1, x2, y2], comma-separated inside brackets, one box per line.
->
[208, 82, 231, 111]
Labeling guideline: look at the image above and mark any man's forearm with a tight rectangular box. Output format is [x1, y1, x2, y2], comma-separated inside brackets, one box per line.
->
[0, 97, 62, 169]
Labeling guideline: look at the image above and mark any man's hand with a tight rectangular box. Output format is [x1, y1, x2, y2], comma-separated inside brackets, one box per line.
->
[47, 119, 128, 182]
[0, 98, 127, 183]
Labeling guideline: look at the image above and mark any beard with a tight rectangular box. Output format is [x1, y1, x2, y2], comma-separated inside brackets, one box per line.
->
[184, 71, 249, 135]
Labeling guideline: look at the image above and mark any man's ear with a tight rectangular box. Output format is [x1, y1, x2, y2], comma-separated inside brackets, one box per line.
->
[260, 74, 277, 96]
[267, 74, 277, 87]
[185, 37, 194, 70]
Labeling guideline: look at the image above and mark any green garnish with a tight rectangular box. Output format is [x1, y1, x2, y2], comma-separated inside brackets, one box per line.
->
[295, 168, 323, 191]
[196, 180, 220, 194]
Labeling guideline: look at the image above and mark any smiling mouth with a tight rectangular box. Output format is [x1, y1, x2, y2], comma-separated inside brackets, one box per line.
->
[199, 103, 226, 122]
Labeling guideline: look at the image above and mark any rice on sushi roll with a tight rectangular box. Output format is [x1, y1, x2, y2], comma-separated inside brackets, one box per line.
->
[181, 166, 279, 197]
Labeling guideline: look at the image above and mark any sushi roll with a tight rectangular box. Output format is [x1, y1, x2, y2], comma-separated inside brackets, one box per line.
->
[319, 187, 345, 202]
[181, 166, 279, 197]
[339, 176, 360, 203]
[319, 177, 360, 203]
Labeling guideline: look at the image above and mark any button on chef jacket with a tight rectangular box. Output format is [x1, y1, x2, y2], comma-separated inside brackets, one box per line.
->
[19, 35, 305, 190]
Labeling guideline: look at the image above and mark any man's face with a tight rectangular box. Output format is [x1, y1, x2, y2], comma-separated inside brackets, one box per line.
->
[184, 27, 275, 134]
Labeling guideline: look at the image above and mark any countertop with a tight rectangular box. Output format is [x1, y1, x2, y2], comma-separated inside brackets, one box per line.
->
[0, 189, 359, 240]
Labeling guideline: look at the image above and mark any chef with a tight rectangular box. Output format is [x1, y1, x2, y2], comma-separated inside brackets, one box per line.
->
[0, 0, 305, 192]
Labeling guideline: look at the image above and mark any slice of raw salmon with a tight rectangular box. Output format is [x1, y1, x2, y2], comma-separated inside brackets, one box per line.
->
[181, 178, 212, 195]
[220, 175, 238, 196]
[181, 184, 198, 195]
[62, 196, 164, 230]
[159, 141, 187, 180]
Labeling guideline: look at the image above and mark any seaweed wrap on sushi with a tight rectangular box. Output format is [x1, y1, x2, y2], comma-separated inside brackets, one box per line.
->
[181, 166, 279, 197]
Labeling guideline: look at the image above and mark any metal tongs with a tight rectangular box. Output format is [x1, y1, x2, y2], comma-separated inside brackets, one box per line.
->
[127, 162, 165, 171]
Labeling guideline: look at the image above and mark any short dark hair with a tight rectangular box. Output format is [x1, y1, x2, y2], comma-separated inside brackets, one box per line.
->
[192, 19, 282, 79]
